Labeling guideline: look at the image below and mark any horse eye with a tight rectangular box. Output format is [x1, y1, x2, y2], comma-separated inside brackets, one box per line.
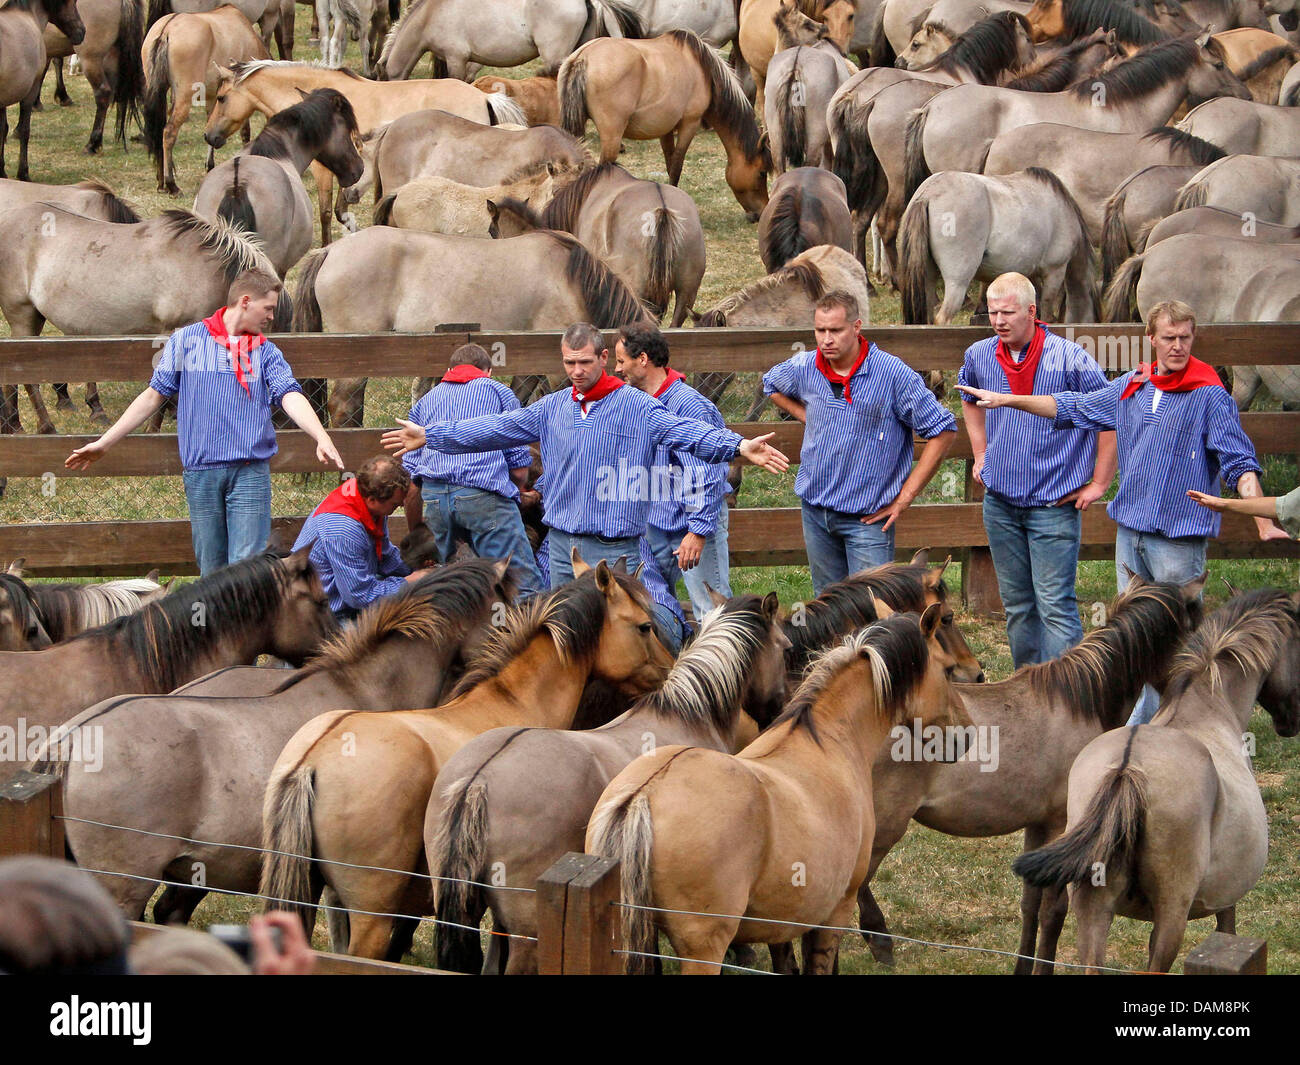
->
[217, 95, 226, 103]
[638, 622, 653, 634]
[943, 612, 954, 625]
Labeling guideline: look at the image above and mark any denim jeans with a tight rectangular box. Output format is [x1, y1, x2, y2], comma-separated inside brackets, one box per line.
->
[182, 460, 272, 575]
[647, 505, 732, 620]
[801, 502, 895, 596]
[982, 492, 1084, 668]
[1115, 524, 1207, 725]
[421, 481, 544, 598]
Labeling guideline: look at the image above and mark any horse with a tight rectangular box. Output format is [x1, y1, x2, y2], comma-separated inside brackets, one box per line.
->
[899, 167, 1097, 325]
[1176, 93, 1300, 150]
[141, 5, 269, 194]
[624, 0, 739, 44]
[587, 607, 970, 974]
[1099, 162, 1205, 282]
[1013, 588, 1300, 973]
[7, 567, 167, 642]
[904, 36, 1251, 206]
[145, 0, 283, 52]
[0, 547, 335, 745]
[1282, 54, 1300, 103]
[983, 124, 1226, 244]
[488, 161, 707, 328]
[559, 29, 772, 221]
[1210, 26, 1299, 100]
[369, 162, 574, 235]
[1145, 203, 1300, 248]
[739, 0, 856, 114]
[39, 0, 144, 152]
[375, 0, 642, 81]
[0, 0, 85, 180]
[429, 592, 790, 975]
[1172, 153, 1300, 223]
[260, 560, 674, 960]
[695, 244, 869, 323]
[758, 166, 853, 272]
[193, 86, 362, 274]
[201, 60, 527, 244]
[33, 559, 515, 925]
[855, 575, 1204, 973]
[894, 0, 1034, 67]
[1025, 0, 1172, 51]
[320, 0, 388, 74]
[764, 40, 857, 172]
[471, 72, 559, 125]
[0, 206, 290, 436]
[292, 224, 650, 425]
[0, 573, 51, 650]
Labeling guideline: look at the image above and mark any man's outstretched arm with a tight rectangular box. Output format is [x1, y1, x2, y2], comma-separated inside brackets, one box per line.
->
[956, 385, 1058, 419]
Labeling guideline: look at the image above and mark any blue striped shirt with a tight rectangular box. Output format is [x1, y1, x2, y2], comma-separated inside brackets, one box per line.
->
[292, 510, 410, 617]
[1053, 375, 1261, 539]
[402, 378, 532, 500]
[534, 532, 688, 631]
[148, 322, 302, 471]
[648, 378, 729, 538]
[959, 330, 1109, 507]
[424, 386, 742, 538]
[762, 345, 956, 515]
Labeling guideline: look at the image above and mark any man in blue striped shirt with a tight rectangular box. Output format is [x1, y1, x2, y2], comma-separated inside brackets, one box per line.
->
[293, 455, 419, 619]
[762, 290, 957, 595]
[401, 343, 545, 598]
[382, 321, 788, 592]
[960, 299, 1286, 722]
[65, 269, 344, 574]
[958, 272, 1117, 667]
[614, 323, 732, 620]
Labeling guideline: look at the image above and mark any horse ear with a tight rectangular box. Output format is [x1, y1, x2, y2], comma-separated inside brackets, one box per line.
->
[707, 584, 729, 608]
[1119, 564, 1142, 590]
[868, 588, 895, 619]
[1220, 575, 1239, 598]
[215, 64, 236, 82]
[612, 555, 629, 574]
[761, 590, 779, 619]
[570, 545, 592, 577]
[631, 561, 645, 580]
[920, 601, 943, 639]
[594, 558, 614, 593]
[1180, 571, 1208, 603]
[909, 548, 931, 566]
[144, 568, 160, 583]
[923, 556, 952, 589]
[294, 85, 311, 99]
[285, 540, 316, 575]
[6, 558, 25, 576]
[493, 555, 513, 583]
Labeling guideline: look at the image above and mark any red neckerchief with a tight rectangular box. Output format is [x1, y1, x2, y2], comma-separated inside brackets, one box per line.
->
[814, 336, 869, 403]
[653, 368, 687, 399]
[313, 480, 385, 560]
[441, 365, 490, 384]
[994, 321, 1048, 397]
[572, 372, 624, 413]
[201, 308, 265, 396]
[1120, 356, 1223, 401]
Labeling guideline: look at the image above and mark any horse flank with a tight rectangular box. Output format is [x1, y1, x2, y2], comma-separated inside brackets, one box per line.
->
[666, 29, 766, 163]
[696, 250, 827, 325]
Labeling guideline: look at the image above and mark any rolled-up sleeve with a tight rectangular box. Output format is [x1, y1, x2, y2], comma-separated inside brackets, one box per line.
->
[261, 345, 302, 406]
[762, 356, 801, 397]
[1207, 391, 1261, 490]
[149, 333, 182, 397]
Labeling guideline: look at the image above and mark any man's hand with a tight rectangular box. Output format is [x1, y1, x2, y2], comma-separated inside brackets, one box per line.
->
[1057, 481, 1107, 510]
[382, 419, 427, 458]
[316, 437, 345, 470]
[863, 495, 910, 532]
[738, 433, 789, 474]
[518, 487, 541, 510]
[65, 440, 108, 471]
[1257, 519, 1291, 542]
[956, 384, 1010, 409]
[675, 532, 705, 571]
[971, 452, 985, 486]
[250, 912, 315, 975]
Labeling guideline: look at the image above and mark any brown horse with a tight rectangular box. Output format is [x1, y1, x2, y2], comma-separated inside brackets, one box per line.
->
[1025, 0, 1173, 52]
[471, 72, 559, 126]
[587, 607, 970, 974]
[0, 573, 51, 650]
[559, 29, 771, 220]
[0, 0, 85, 179]
[1014, 589, 1300, 973]
[259, 561, 673, 960]
[758, 166, 853, 272]
[1210, 26, 1299, 101]
[739, 0, 856, 115]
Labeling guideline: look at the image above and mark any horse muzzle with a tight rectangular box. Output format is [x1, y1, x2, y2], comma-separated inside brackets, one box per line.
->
[204, 130, 229, 149]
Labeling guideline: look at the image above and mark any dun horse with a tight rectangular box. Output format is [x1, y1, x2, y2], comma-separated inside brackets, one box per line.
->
[1176, 94, 1300, 153]
[758, 166, 853, 273]
[1099, 162, 1205, 281]
[0, 0, 85, 179]
[765, 38, 857, 172]
[739, 0, 856, 115]
[0, 573, 51, 651]
[7, 566, 166, 642]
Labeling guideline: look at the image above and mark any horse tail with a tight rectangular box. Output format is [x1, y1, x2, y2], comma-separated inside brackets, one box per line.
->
[585, 0, 644, 40]
[78, 179, 141, 223]
[1173, 177, 1207, 212]
[899, 191, 933, 325]
[293, 248, 329, 332]
[485, 92, 527, 127]
[1013, 746, 1148, 890]
[335, 0, 364, 40]
[113, 0, 147, 145]
[830, 93, 877, 216]
[144, 0, 171, 29]
[1100, 186, 1131, 285]
[1101, 249, 1145, 323]
[429, 775, 491, 973]
[557, 232, 651, 327]
[141, 31, 171, 163]
[372, 192, 396, 226]
[776, 51, 806, 170]
[217, 157, 259, 237]
[558, 54, 590, 138]
[588, 791, 655, 975]
[762, 183, 807, 272]
[902, 105, 932, 205]
[388, 0, 400, 23]
[645, 194, 686, 320]
[259, 765, 320, 937]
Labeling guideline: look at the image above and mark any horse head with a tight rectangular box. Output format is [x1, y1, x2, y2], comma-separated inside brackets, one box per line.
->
[205, 65, 256, 149]
[896, 22, 955, 69]
[1188, 31, 1254, 103]
[1256, 591, 1300, 738]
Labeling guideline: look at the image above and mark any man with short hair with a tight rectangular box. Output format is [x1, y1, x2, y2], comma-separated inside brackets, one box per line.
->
[65, 269, 343, 574]
[959, 299, 1286, 722]
[293, 455, 421, 620]
[762, 289, 957, 594]
[401, 343, 545, 597]
[959, 272, 1117, 667]
[615, 323, 732, 619]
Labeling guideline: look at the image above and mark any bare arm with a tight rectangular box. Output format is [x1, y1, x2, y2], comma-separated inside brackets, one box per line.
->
[864, 430, 956, 531]
[961, 402, 987, 485]
[1235, 471, 1290, 541]
[768, 392, 807, 423]
[65, 387, 170, 470]
[280, 391, 344, 469]
[1186, 490, 1278, 518]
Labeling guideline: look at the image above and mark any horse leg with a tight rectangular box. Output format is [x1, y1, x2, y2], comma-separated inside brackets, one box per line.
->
[801, 920, 846, 974]
[313, 164, 335, 245]
[1013, 825, 1049, 974]
[1070, 885, 1115, 974]
[16, 97, 36, 182]
[767, 941, 799, 974]
[1215, 906, 1236, 935]
[161, 93, 189, 195]
[322, 885, 350, 950]
[856, 881, 896, 966]
[0, 105, 9, 179]
[152, 884, 209, 925]
[1033, 884, 1071, 976]
[24, 384, 56, 435]
[659, 133, 676, 176]
[55, 57, 73, 106]
[667, 919, 740, 975]
[665, 120, 702, 187]
[54, 383, 73, 411]
[86, 382, 108, 425]
[84, 55, 113, 154]
[1146, 902, 1192, 974]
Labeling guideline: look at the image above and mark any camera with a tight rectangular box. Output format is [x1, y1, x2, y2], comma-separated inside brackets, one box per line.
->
[208, 923, 282, 963]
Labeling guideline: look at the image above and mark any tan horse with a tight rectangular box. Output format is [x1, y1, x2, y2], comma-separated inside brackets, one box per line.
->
[696, 243, 869, 326]
[472, 73, 559, 126]
[1211, 26, 1299, 101]
[1015, 589, 1300, 973]
[559, 29, 771, 220]
[0, 0, 85, 180]
[141, 6, 269, 194]
[260, 561, 674, 960]
[739, 0, 855, 115]
[587, 607, 969, 974]
[369, 163, 573, 235]
[201, 59, 526, 243]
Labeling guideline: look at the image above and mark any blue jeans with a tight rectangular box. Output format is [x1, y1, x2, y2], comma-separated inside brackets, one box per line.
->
[182, 460, 272, 575]
[421, 481, 544, 598]
[982, 492, 1084, 668]
[801, 502, 895, 596]
[647, 505, 732, 620]
[1115, 525, 1207, 725]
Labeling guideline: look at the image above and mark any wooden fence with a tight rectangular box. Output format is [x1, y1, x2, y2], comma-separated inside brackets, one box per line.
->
[3, 325, 1299, 609]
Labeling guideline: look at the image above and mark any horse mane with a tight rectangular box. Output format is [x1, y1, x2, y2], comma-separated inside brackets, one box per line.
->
[635, 596, 771, 731]
[229, 59, 366, 84]
[1236, 44, 1299, 82]
[697, 249, 827, 326]
[1163, 588, 1298, 702]
[378, 0, 430, 66]
[499, 155, 590, 187]
[0, 574, 43, 644]
[775, 615, 928, 744]
[1068, 37, 1198, 103]
[927, 11, 1032, 84]
[29, 579, 161, 643]
[493, 196, 545, 230]
[1058, 0, 1169, 47]
[666, 29, 767, 165]
[539, 161, 623, 233]
[1137, 124, 1224, 165]
[1024, 166, 1092, 245]
[1020, 580, 1195, 728]
[1003, 31, 1109, 91]
[546, 230, 654, 327]
[74, 179, 141, 223]
[449, 569, 655, 697]
[66, 553, 311, 693]
[249, 88, 359, 161]
[158, 209, 276, 283]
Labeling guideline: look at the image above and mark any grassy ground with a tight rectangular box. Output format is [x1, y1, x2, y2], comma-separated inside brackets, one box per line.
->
[5, 27, 1300, 974]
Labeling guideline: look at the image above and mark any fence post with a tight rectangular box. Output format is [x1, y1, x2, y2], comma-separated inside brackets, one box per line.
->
[536, 852, 622, 975]
[0, 769, 66, 861]
[1184, 933, 1267, 975]
[959, 457, 1003, 616]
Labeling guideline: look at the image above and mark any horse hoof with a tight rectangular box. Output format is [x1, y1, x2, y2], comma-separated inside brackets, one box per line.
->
[38, 424, 57, 435]
[866, 940, 895, 967]
[58, 97, 74, 108]
[54, 397, 74, 412]
[90, 411, 111, 427]
[83, 144, 102, 155]
[31, 100, 44, 112]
